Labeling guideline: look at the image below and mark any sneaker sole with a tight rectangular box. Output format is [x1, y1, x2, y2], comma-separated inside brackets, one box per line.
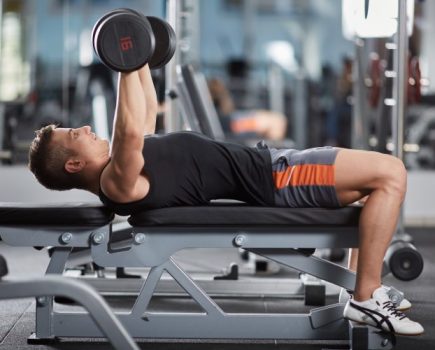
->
[396, 306, 411, 311]
[344, 316, 424, 336]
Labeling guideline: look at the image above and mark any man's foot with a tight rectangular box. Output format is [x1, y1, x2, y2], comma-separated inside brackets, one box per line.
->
[343, 286, 424, 336]
[339, 285, 411, 311]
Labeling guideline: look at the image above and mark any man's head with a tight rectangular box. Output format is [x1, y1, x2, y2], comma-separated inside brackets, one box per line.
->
[28, 124, 110, 191]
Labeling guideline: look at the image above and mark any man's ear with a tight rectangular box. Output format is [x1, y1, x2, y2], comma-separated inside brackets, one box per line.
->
[65, 159, 85, 174]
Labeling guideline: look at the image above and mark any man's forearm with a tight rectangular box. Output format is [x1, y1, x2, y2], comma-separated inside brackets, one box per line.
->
[113, 71, 147, 139]
[137, 65, 158, 134]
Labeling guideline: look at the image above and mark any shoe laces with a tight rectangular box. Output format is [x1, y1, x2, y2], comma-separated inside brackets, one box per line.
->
[382, 300, 406, 320]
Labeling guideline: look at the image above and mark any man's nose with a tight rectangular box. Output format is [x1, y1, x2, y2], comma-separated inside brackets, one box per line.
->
[83, 125, 91, 134]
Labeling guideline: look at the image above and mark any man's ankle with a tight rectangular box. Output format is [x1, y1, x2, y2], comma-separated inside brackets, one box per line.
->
[353, 284, 382, 302]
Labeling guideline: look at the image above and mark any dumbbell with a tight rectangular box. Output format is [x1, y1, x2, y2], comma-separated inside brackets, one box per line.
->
[384, 240, 424, 281]
[92, 8, 176, 72]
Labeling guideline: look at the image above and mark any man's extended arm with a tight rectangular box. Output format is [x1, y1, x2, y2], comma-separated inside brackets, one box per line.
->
[137, 65, 158, 135]
[102, 69, 149, 201]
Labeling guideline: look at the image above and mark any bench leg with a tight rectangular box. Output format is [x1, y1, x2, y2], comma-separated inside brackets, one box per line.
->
[35, 247, 71, 340]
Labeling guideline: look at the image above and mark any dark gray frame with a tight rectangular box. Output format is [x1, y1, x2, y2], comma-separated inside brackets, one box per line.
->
[0, 221, 395, 349]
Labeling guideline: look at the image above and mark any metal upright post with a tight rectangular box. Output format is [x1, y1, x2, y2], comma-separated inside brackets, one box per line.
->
[267, 63, 285, 115]
[165, 0, 182, 132]
[392, 0, 407, 161]
[392, 0, 408, 237]
[241, 0, 257, 109]
[165, 0, 199, 132]
[293, 70, 307, 149]
[62, 0, 70, 125]
[352, 38, 370, 150]
[0, 0, 4, 160]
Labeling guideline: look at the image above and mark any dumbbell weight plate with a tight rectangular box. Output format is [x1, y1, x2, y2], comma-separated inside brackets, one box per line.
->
[115, 8, 175, 69]
[386, 241, 424, 281]
[92, 9, 127, 56]
[94, 11, 155, 72]
[146, 16, 176, 69]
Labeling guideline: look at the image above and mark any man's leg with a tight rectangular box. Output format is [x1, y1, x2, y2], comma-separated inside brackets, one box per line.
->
[334, 149, 407, 301]
[335, 149, 424, 335]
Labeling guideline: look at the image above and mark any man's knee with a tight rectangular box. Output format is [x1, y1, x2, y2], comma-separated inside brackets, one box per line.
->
[377, 155, 407, 201]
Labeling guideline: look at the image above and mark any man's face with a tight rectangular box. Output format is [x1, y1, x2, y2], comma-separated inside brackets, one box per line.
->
[51, 126, 110, 161]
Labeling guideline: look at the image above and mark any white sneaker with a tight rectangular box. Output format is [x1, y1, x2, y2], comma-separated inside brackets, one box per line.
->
[343, 286, 424, 336]
[384, 285, 412, 311]
[339, 285, 412, 311]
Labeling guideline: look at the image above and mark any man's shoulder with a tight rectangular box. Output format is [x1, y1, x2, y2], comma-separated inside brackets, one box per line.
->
[100, 162, 150, 203]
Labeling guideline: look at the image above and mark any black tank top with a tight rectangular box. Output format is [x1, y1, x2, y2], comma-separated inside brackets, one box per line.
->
[98, 132, 274, 215]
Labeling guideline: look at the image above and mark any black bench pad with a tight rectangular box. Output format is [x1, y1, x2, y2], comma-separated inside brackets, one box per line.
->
[129, 204, 362, 227]
[0, 202, 114, 226]
[0, 202, 362, 228]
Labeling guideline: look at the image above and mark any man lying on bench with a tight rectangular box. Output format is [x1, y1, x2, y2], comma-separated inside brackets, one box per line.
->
[27, 61, 423, 336]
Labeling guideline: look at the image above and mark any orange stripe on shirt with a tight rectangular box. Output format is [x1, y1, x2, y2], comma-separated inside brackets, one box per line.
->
[273, 164, 335, 189]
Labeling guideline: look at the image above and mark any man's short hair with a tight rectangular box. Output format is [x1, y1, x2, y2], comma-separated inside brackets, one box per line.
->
[28, 124, 85, 191]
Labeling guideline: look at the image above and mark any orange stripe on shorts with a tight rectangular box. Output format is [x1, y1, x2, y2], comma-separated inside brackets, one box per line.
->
[273, 164, 335, 190]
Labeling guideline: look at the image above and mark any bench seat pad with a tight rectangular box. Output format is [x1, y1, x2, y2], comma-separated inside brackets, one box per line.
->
[0, 202, 114, 226]
[129, 203, 362, 227]
[0, 202, 362, 228]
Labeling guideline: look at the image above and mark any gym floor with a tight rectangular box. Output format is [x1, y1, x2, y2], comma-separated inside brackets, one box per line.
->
[0, 227, 434, 350]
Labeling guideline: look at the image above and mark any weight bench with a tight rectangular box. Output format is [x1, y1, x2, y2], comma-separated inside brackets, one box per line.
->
[0, 201, 396, 349]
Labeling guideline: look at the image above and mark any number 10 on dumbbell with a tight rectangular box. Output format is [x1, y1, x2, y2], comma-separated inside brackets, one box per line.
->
[92, 8, 176, 72]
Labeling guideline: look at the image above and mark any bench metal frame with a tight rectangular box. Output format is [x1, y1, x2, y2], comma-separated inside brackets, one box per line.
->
[0, 274, 138, 350]
[0, 222, 395, 349]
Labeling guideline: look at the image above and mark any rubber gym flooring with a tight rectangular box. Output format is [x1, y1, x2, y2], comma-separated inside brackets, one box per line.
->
[0, 227, 434, 350]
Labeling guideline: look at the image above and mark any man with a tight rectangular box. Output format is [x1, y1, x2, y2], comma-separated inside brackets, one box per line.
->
[28, 64, 423, 336]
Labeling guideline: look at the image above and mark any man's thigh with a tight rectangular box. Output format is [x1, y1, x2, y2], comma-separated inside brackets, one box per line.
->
[270, 147, 340, 208]
[334, 148, 392, 205]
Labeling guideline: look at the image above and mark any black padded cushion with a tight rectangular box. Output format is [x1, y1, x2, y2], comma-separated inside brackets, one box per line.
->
[0, 202, 114, 226]
[128, 203, 362, 227]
